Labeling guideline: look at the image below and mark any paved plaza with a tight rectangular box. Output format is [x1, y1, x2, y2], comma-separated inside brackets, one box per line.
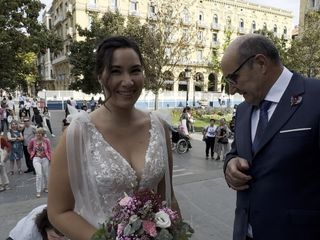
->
[0, 110, 236, 239]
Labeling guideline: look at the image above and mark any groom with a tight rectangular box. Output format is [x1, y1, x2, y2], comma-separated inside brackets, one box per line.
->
[221, 34, 320, 240]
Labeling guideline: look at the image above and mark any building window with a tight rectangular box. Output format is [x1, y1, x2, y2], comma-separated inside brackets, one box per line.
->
[240, 19, 244, 28]
[263, 22, 267, 30]
[283, 26, 287, 35]
[111, 0, 118, 10]
[149, 4, 155, 15]
[130, 0, 138, 12]
[197, 31, 203, 40]
[213, 14, 218, 24]
[252, 20, 256, 31]
[311, 0, 316, 7]
[273, 24, 277, 33]
[183, 8, 189, 22]
[212, 33, 218, 42]
[199, 11, 204, 21]
[226, 16, 231, 25]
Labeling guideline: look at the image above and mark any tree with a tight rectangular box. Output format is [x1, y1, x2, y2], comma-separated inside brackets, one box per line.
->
[286, 11, 320, 78]
[68, 11, 127, 93]
[0, 0, 62, 91]
[69, 2, 197, 110]
[137, 0, 196, 109]
[253, 29, 289, 65]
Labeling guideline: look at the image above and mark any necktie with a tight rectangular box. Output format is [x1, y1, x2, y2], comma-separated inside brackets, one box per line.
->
[252, 100, 272, 154]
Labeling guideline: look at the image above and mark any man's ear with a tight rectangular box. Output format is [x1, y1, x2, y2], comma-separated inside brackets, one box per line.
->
[254, 54, 268, 74]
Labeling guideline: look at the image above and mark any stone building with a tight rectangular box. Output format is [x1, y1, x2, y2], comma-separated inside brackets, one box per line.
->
[39, 0, 293, 100]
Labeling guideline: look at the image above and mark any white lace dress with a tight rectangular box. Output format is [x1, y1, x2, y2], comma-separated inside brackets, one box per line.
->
[66, 111, 171, 228]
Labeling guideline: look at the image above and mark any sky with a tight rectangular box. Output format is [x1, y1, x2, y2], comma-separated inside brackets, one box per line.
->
[40, 0, 300, 26]
[248, 0, 300, 26]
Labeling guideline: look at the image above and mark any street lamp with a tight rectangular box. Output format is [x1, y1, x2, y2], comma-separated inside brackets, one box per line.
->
[184, 67, 192, 106]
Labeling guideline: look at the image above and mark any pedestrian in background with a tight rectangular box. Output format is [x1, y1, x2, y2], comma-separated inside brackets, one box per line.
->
[28, 127, 51, 198]
[0, 103, 9, 135]
[202, 118, 217, 160]
[89, 97, 96, 112]
[32, 109, 43, 128]
[222, 33, 320, 240]
[0, 135, 11, 191]
[215, 118, 230, 161]
[22, 118, 36, 174]
[42, 107, 55, 137]
[7, 120, 24, 175]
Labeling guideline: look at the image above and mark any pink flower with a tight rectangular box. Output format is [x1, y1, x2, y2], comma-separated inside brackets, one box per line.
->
[119, 196, 133, 206]
[142, 220, 157, 237]
[117, 223, 125, 235]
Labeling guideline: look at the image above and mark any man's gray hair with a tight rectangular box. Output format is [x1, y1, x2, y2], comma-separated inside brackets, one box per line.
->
[237, 34, 280, 64]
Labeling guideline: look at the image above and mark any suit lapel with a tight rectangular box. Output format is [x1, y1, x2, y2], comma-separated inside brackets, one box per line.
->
[253, 73, 305, 156]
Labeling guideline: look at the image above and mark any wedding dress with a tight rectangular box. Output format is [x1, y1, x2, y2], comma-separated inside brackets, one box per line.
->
[66, 111, 171, 228]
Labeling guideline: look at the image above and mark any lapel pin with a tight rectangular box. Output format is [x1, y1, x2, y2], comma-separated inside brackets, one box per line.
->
[290, 95, 302, 106]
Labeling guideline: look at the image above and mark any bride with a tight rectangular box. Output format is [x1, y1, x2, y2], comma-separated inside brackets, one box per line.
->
[47, 36, 180, 240]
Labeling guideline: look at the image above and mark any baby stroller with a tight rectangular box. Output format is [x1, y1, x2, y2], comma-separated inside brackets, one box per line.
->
[170, 126, 191, 154]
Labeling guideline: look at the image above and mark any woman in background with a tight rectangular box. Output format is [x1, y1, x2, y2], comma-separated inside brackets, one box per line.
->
[28, 127, 52, 198]
[7, 120, 24, 175]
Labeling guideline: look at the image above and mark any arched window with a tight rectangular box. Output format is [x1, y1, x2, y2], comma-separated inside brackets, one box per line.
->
[213, 14, 218, 24]
[240, 19, 244, 28]
[199, 11, 204, 21]
[208, 73, 217, 91]
[283, 26, 287, 35]
[182, 8, 189, 22]
[226, 16, 231, 25]
[178, 72, 187, 91]
[252, 20, 256, 30]
[263, 22, 267, 30]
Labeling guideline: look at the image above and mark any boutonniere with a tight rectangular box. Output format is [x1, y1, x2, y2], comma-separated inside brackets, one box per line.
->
[290, 95, 302, 106]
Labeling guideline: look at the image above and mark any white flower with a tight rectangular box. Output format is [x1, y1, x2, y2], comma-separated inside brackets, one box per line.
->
[129, 214, 139, 224]
[155, 210, 171, 228]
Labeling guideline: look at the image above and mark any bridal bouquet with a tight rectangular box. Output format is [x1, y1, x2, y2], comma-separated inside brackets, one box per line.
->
[91, 189, 194, 240]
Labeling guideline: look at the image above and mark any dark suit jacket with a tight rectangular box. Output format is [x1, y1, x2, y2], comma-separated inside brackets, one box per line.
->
[224, 73, 320, 240]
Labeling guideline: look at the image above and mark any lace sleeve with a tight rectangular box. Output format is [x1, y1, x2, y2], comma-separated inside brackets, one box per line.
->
[66, 112, 105, 227]
[151, 112, 172, 207]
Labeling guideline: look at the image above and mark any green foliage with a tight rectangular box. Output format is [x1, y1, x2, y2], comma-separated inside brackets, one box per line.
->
[171, 108, 233, 131]
[253, 29, 289, 64]
[68, 11, 133, 93]
[0, 0, 62, 91]
[68, 2, 196, 106]
[286, 11, 320, 78]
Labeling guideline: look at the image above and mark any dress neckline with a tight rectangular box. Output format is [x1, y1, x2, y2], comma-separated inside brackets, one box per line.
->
[87, 112, 154, 184]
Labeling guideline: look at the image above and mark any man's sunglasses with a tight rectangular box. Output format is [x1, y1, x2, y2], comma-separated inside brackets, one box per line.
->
[223, 54, 257, 85]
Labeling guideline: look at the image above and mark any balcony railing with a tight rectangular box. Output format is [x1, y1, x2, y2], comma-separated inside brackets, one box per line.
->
[238, 27, 246, 34]
[181, 18, 192, 26]
[196, 21, 207, 29]
[211, 23, 220, 30]
[87, 3, 99, 12]
[210, 41, 220, 48]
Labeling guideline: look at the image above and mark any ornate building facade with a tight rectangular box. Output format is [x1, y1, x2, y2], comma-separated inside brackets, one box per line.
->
[300, 0, 320, 27]
[39, 0, 293, 97]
